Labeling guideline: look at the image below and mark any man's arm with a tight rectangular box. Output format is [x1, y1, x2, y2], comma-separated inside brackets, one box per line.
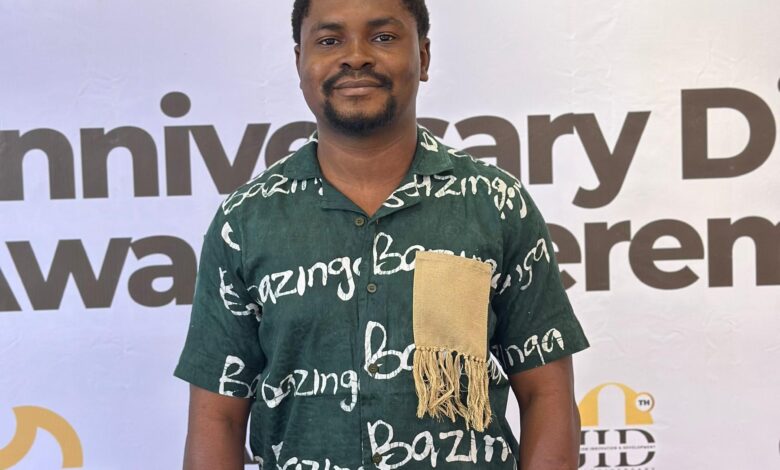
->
[509, 355, 581, 470]
[183, 384, 251, 470]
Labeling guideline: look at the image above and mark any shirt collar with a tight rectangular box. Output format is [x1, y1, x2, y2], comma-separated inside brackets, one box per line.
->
[281, 125, 454, 181]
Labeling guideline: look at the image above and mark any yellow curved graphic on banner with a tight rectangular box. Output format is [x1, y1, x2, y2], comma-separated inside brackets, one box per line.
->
[0, 406, 83, 469]
[578, 382, 654, 427]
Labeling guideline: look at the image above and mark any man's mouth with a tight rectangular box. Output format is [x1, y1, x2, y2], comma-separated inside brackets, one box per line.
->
[323, 72, 392, 96]
[333, 79, 384, 89]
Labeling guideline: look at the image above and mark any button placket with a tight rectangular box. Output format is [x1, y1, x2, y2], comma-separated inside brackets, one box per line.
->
[359, 216, 387, 466]
[356, 215, 379, 465]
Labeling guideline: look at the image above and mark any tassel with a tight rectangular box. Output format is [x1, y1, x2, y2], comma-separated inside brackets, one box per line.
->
[465, 355, 491, 432]
[413, 347, 493, 432]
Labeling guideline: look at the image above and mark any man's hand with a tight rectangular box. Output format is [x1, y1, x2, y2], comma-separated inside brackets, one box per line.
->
[510, 356, 581, 470]
[183, 384, 251, 470]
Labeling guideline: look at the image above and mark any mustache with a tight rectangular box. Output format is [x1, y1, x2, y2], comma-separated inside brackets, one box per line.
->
[322, 69, 393, 95]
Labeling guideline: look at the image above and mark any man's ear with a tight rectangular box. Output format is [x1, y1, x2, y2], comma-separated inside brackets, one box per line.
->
[419, 38, 431, 82]
[294, 45, 304, 90]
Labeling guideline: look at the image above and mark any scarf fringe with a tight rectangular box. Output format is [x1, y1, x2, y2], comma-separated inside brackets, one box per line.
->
[413, 347, 492, 432]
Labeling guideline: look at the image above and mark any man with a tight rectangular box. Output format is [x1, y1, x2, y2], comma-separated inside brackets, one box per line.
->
[174, 0, 589, 469]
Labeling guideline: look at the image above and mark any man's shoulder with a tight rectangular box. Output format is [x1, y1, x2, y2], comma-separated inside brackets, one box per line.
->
[425, 135, 531, 226]
[218, 145, 318, 219]
[217, 164, 283, 220]
[432, 136, 522, 189]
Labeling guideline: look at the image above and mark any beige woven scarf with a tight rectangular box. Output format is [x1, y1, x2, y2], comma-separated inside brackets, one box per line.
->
[412, 251, 493, 432]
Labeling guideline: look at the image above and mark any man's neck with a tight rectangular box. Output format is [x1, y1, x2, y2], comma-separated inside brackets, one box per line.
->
[315, 119, 418, 190]
[314, 118, 419, 216]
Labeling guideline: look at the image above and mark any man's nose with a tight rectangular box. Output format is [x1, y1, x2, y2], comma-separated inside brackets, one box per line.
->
[340, 38, 375, 70]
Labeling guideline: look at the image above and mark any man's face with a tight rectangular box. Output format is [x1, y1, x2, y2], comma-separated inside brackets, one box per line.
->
[295, 0, 430, 136]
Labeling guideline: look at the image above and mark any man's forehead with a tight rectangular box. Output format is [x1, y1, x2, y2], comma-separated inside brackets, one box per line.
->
[303, 0, 413, 32]
[309, 16, 406, 34]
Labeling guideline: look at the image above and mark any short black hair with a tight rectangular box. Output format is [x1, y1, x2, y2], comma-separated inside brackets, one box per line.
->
[292, 0, 430, 45]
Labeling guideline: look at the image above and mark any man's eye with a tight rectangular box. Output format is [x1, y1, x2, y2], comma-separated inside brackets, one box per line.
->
[318, 38, 339, 46]
[374, 34, 395, 42]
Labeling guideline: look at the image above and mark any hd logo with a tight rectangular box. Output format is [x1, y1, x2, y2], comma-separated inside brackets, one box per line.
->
[0, 406, 83, 469]
[578, 383, 657, 469]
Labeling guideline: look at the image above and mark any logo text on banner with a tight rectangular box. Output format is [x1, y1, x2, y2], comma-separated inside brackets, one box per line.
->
[0, 406, 83, 469]
[578, 383, 656, 469]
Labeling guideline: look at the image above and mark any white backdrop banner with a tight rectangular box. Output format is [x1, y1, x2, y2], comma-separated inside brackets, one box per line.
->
[1, 1, 778, 469]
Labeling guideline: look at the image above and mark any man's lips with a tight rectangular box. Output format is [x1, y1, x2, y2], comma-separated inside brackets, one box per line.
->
[333, 79, 384, 89]
[322, 71, 392, 97]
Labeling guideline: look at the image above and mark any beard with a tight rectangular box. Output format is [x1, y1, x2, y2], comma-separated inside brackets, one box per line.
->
[323, 95, 398, 137]
[321, 69, 396, 137]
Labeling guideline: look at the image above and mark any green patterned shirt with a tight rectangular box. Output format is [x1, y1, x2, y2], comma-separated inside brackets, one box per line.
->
[174, 126, 589, 469]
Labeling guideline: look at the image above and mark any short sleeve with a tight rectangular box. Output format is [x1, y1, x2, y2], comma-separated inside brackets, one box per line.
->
[173, 208, 265, 398]
[490, 185, 589, 376]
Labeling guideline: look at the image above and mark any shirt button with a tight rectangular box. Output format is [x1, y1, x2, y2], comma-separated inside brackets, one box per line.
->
[372, 453, 383, 464]
[366, 283, 378, 294]
[368, 363, 379, 374]
[354, 216, 366, 227]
